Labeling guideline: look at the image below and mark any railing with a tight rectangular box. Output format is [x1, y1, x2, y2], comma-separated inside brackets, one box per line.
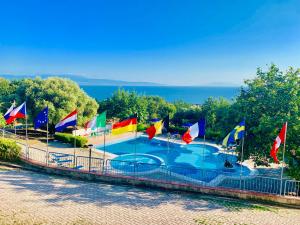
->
[1, 128, 299, 199]
[284, 180, 300, 197]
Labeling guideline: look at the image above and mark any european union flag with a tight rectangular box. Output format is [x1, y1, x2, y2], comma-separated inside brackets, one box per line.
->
[34, 107, 49, 129]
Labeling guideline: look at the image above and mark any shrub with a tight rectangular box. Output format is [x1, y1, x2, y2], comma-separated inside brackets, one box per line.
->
[169, 125, 187, 135]
[0, 138, 21, 161]
[137, 124, 147, 132]
[54, 133, 88, 147]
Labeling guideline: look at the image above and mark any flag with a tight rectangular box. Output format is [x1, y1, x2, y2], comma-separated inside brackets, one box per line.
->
[222, 120, 245, 147]
[5, 102, 26, 125]
[270, 122, 287, 163]
[112, 114, 137, 135]
[182, 118, 206, 144]
[85, 111, 106, 130]
[55, 110, 77, 132]
[34, 107, 48, 129]
[4, 101, 15, 124]
[146, 115, 169, 140]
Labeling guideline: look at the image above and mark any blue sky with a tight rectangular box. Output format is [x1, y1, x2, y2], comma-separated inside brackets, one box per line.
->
[0, 0, 299, 85]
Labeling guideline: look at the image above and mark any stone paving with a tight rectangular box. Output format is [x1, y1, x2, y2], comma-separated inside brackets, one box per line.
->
[0, 167, 299, 225]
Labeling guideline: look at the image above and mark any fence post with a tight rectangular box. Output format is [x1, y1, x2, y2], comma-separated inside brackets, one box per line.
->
[283, 180, 287, 197]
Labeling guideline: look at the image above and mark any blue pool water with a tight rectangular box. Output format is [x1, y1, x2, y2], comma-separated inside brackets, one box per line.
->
[98, 137, 251, 181]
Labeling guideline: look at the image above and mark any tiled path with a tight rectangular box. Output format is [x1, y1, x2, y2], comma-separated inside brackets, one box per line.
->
[0, 167, 299, 225]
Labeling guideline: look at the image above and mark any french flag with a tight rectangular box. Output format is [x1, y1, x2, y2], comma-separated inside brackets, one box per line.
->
[55, 110, 77, 132]
[5, 102, 26, 125]
[182, 118, 206, 144]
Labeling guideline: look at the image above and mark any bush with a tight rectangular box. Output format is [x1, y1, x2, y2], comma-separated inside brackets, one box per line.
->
[137, 124, 147, 132]
[0, 138, 21, 161]
[54, 133, 88, 147]
[169, 125, 187, 135]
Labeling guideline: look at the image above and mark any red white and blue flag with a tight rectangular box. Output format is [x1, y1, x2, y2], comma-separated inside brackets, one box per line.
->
[4, 102, 16, 124]
[5, 102, 26, 125]
[182, 118, 206, 144]
[55, 110, 77, 132]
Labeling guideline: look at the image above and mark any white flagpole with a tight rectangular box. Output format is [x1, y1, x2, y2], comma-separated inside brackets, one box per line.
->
[46, 113, 49, 165]
[280, 122, 287, 195]
[202, 135, 206, 161]
[239, 137, 245, 189]
[14, 121, 17, 137]
[73, 126, 77, 167]
[25, 113, 29, 159]
[103, 127, 106, 161]
[167, 132, 170, 155]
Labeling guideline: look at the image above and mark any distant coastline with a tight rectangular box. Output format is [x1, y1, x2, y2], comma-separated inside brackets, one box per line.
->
[80, 85, 240, 104]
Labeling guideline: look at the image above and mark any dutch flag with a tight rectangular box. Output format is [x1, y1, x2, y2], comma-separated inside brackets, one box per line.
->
[55, 110, 77, 132]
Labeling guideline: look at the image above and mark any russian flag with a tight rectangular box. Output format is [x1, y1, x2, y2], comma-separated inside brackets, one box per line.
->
[5, 102, 26, 125]
[182, 118, 205, 144]
[55, 110, 77, 132]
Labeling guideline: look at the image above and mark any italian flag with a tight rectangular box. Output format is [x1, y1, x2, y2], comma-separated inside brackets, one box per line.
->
[270, 122, 287, 163]
[85, 111, 106, 130]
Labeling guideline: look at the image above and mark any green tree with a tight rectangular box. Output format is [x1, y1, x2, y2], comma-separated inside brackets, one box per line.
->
[235, 64, 300, 165]
[98, 89, 175, 123]
[0, 77, 99, 128]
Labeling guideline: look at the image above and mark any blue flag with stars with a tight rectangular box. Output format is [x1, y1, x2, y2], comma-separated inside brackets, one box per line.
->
[34, 107, 49, 129]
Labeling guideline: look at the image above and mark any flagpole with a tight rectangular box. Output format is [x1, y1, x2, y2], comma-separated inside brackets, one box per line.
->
[280, 122, 287, 195]
[167, 132, 170, 155]
[134, 127, 137, 160]
[14, 121, 17, 137]
[134, 113, 138, 162]
[239, 136, 245, 189]
[103, 127, 106, 169]
[25, 113, 29, 159]
[46, 112, 49, 166]
[203, 135, 206, 161]
[73, 126, 77, 167]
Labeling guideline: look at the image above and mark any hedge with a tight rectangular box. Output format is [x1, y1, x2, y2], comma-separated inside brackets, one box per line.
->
[0, 138, 21, 161]
[137, 124, 147, 132]
[54, 133, 88, 147]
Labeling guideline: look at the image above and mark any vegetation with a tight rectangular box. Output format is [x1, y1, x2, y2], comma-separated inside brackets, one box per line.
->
[0, 138, 21, 161]
[98, 89, 176, 123]
[54, 133, 88, 147]
[0, 77, 98, 130]
[97, 64, 300, 178]
[0, 64, 299, 178]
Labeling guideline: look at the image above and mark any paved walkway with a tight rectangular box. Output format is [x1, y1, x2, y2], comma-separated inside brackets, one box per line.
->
[0, 167, 299, 225]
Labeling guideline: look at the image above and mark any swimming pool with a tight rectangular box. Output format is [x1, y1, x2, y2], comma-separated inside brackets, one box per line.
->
[97, 136, 251, 181]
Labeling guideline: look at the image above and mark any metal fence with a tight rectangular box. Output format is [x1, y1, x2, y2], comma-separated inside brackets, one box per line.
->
[1, 128, 299, 199]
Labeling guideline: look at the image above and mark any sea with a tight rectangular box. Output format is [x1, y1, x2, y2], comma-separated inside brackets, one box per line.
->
[80, 85, 240, 104]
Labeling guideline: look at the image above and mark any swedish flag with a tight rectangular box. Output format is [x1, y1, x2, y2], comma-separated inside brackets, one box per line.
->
[222, 120, 245, 147]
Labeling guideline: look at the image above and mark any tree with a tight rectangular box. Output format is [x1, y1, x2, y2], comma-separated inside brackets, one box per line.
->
[235, 64, 300, 164]
[98, 89, 175, 123]
[0, 77, 99, 128]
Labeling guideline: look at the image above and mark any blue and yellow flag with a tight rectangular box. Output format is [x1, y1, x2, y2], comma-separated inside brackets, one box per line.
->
[222, 120, 245, 147]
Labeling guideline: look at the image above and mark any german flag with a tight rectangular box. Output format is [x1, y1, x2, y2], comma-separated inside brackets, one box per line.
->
[146, 115, 169, 140]
[112, 115, 137, 135]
